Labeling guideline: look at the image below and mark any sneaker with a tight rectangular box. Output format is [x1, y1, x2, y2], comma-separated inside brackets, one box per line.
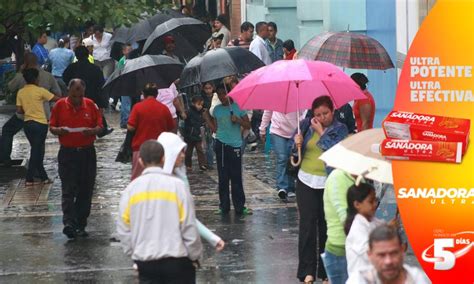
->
[214, 209, 229, 215]
[76, 228, 89, 237]
[287, 192, 296, 198]
[236, 207, 253, 216]
[199, 165, 208, 171]
[63, 225, 77, 239]
[278, 189, 288, 200]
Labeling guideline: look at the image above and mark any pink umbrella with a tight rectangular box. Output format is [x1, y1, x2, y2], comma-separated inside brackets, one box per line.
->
[228, 59, 366, 165]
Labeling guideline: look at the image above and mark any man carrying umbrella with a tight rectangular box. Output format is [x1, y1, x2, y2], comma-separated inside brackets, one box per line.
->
[162, 35, 180, 61]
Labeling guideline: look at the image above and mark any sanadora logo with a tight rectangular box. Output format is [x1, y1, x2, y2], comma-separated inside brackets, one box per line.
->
[385, 141, 433, 151]
[391, 112, 436, 122]
[398, 187, 474, 205]
[422, 131, 448, 141]
[422, 231, 474, 270]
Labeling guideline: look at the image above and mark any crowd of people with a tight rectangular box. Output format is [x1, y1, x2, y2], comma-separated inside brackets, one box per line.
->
[0, 11, 431, 284]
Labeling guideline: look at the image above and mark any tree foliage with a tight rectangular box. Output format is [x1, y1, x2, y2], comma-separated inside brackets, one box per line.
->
[0, 0, 175, 37]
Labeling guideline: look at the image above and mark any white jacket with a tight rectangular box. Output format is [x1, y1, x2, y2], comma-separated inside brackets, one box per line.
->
[117, 166, 202, 262]
[346, 214, 384, 277]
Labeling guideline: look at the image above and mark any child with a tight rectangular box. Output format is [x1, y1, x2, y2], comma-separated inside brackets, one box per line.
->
[184, 96, 207, 171]
[117, 140, 202, 283]
[208, 84, 252, 216]
[345, 183, 396, 278]
[158, 132, 225, 251]
[201, 82, 216, 169]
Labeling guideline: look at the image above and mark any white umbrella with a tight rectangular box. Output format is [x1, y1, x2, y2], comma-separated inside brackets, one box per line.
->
[319, 128, 393, 184]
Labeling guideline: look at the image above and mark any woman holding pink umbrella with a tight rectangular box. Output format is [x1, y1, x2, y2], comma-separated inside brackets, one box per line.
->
[291, 96, 348, 283]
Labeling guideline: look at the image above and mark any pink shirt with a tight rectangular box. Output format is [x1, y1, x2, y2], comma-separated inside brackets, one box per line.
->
[157, 83, 178, 118]
[259, 110, 303, 139]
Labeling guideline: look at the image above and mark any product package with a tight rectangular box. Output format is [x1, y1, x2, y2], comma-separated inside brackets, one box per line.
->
[382, 111, 470, 153]
[372, 139, 463, 164]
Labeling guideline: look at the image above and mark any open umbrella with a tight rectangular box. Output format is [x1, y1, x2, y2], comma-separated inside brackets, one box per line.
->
[103, 55, 183, 98]
[298, 31, 394, 70]
[319, 128, 392, 184]
[111, 13, 172, 44]
[142, 17, 211, 61]
[179, 47, 265, 88]
[228, 59, 366, 165]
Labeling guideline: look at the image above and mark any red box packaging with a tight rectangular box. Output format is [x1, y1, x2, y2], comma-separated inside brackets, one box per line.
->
[375, 139, 463, 163]
[382, 111, 470, 153]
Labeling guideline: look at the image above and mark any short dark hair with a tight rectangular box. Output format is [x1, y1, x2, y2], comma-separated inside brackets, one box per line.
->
[139, 140, 164, 165]
[241, 21, 254, 33]
[255, 22, 268, 34]
[283, 40, 295, 51]
[93, 25, 104, 33]
[143, 83, 158, 97]
[312, 96, 334, 111]
[84, 20, 95, 30]
[351, 72, 369, 90]
[215, 83, 226, 94]
[267, 22, 277, 31]
[74, 46, 89, 61]
[369, 224, 402, 249]
[22, 68, 39, 84]
[37, 31, 47, 39]
[216, 14, 228, 27]
[192, 95, 204, 104]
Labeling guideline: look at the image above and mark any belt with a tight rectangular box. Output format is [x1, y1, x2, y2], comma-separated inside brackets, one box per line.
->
[60, 145, 94, 151]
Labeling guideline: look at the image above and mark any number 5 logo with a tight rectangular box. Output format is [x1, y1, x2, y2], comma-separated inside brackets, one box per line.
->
[433, 238, 455, 270]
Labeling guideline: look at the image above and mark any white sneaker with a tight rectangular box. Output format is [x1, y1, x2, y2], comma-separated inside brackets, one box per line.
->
[287, 192, 296, 198]
[278, 189, 287, 200]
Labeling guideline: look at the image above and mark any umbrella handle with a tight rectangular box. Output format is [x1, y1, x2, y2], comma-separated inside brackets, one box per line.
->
[290, 146, 302, 167]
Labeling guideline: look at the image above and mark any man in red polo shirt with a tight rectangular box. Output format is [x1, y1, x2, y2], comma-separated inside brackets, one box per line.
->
[128, 83, 175, 180]
[49, 79, 103, 239]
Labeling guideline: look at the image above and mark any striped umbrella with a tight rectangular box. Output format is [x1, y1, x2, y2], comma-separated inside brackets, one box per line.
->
[298, 32, 394, 70]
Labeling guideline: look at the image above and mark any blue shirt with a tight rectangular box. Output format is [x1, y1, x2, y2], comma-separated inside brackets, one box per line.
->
[214, 103, 247, 147]
[32, 43, 49, 66]
[266, 38, 284, 63]
[49, 47, 74, 77]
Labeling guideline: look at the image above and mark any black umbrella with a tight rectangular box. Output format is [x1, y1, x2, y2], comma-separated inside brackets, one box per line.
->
[142, 17, 211, 61]
[179, 47, 265, 88]
[103, 55, 183, 98]
[111, 13, 173, 44]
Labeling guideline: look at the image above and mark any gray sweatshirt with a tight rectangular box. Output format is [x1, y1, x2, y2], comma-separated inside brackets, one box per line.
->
[117, 167, 202, 261]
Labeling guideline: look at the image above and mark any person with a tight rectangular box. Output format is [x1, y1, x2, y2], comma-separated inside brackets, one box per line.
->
[157, 132, 225, 251]
[49, 79, 103, 238]
[201, 82, 217, 169]
[208, 84, 252, 216]
[320, 169, 357, 284]
[184, 96, 207, 171]
[351, 73, 375, 132]
[249, 22, 272, 65]
[63, 46, 113, 137]
[209, 33, 224, 50]
[346, 225, 430, 284]
[31, 31, 49, 68]
[89, 25, 114, 78]
[213, 14, 231, 48]
[157, 81, 186, 133]
[283, 40, 297, 60]
[259, 110, 302, 199]
[228, 21, 254, 49]
[266, 22, 284, 62]
[334, 104, 356, 134]
[81, 38, 95, 63]
[16, 68, 60, 186]
[291, 96, 349, 283]
[1, 52, 61, 166]
[111, 43, 133, 115]
[117, 43, 132, 69]
[49, 35, 75, 96]
[117, 140, 202, 283]
[128, 83, 175, 180]
[162, 35, 180, 61]
[345, 183, 385, 278]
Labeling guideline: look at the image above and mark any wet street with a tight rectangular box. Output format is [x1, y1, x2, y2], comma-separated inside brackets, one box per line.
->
[0, 110, 419, 283]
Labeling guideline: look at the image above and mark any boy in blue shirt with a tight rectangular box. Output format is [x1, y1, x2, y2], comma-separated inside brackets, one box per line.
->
[209, 84, 252, 216]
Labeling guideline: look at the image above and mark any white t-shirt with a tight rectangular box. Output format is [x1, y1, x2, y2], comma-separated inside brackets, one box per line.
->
[249, 35, 272, 65]
[90, 32, 112, 61]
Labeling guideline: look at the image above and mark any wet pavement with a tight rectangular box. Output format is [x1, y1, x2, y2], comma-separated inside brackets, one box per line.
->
[0, 110, 420, 283]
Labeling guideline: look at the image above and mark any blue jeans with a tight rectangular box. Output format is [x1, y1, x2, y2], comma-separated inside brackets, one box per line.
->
[271, 133, 294, 192]
[120, 96, 132, 128]
[321, 251, 348, 284]
[23, 121, 49, 182]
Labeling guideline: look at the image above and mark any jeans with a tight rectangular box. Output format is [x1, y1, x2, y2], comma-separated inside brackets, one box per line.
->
[58, 146, 96, 229]
[0, 114, 24, 162]
[185, 140, 206, 168]
[270, 133, 295, 192]
[23, 121, 49, 181]
[135, 257, 196, 284]
[215, 140, 246, 213]
[120, 96, 131, 128]
[296, 179, 327, 281]
[321, 251, 348, 284]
